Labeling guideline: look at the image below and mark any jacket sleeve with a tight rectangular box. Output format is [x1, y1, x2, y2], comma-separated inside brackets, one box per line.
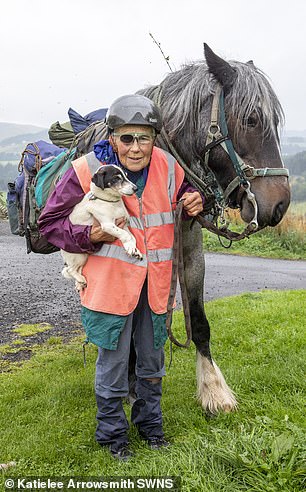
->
[177, 178, 205, 221]
[38, 167, 101, 253]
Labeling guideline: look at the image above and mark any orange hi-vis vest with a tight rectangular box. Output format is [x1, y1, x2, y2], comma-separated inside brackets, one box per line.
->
[72, 147, 185, 316]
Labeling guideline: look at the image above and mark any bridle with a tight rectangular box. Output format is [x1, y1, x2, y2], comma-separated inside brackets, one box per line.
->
[151, 83, 289, 241]
[159, 83, 289, 346]
[202, 83, 289, 232]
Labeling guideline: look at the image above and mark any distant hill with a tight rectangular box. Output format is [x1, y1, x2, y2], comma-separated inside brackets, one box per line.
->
[282, 151, 306, 201]
[0, 122, 50, 163]
[283, 151, 306, 176]
[0, 130, 49, 146]
[0, 122, 47, 141]
[281, 130, 306, 155]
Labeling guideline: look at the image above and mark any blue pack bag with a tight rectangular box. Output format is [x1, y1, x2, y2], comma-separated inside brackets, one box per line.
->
[8, 140, 76, 254]
[21, 141, 64, 174]
[68, 107, 107, 134]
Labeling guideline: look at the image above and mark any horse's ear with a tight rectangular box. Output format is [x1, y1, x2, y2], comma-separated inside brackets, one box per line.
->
[204, 43, 237, 90]
[246, 60, 255, 67]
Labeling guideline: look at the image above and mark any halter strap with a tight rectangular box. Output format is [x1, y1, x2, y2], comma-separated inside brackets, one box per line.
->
[148, 83, 289, 235]
[202, 84, 289, 230]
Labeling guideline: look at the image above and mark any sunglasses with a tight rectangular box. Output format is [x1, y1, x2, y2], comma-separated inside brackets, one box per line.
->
[112, 132, 155, 146]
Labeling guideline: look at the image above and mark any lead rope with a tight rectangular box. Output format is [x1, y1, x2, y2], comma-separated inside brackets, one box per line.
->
[166, 200, 192, 348]
[82, 339, 89, 368]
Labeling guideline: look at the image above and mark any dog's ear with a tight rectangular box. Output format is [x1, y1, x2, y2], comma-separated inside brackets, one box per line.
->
[92, 168, 106, 190]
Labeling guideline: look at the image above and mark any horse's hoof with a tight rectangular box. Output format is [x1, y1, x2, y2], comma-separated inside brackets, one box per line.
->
[196, 353, 238, 414]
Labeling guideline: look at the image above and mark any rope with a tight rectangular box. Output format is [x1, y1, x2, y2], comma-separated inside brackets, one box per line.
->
[166, 200, 192, 348]
[148, 85, 220, 217]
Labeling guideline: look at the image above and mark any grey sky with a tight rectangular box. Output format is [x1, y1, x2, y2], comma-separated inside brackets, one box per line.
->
[1, 0, 305, 131]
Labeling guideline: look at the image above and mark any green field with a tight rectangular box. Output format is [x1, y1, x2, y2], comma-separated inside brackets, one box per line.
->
[0, 290, 305, 492]
[203, 202, 306, 260]
[290, 201, 306, 215]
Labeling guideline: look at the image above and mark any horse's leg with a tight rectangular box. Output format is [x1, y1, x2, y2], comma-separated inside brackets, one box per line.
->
[182, 221, 237, 414]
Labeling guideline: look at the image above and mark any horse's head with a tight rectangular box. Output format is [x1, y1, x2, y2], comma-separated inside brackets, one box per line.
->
[158, 45, 290, 229]
[202, 44, 290, 228]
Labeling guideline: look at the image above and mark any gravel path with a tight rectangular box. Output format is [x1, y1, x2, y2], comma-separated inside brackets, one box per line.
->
[1, 220, 305, 351]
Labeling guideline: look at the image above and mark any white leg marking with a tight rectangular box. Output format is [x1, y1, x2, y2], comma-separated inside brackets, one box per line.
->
[196, 351, 238, 414]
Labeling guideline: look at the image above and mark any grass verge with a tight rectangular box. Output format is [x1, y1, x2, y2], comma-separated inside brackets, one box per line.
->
[203, 203, 306, 260]
[0, 290, 305, 491]
[12, 323, 52, 337]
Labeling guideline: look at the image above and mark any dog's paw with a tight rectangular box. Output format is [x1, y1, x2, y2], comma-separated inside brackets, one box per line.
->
[123, 239, 137, 257]
[123, 242, 142, 260]
[75, 281, 87, 292]
[133, 248, 143, 260]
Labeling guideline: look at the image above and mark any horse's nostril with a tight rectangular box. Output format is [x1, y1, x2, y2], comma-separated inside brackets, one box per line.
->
[271, 201, 285, 226]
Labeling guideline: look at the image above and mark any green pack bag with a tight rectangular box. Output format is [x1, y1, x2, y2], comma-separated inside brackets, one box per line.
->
[24, 148, 76, 254]
[35, 148, 76, 209]
[48, 120, 75, 149]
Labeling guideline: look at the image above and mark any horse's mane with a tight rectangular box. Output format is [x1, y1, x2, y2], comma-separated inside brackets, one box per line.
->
[141, 59, 284, 142]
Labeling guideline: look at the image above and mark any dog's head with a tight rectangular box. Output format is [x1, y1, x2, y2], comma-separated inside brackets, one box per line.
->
[91, 165, 137, 197]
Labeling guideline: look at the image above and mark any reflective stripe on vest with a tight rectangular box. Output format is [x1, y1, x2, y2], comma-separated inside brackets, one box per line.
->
[145, 211, 174, 227]
[167, 151, 176, 205]
[94, 243, 148, 266]
[95, 244, 173, 265]
[86, 151, 102, 174]
[129, 217, 144, 230]
[72, 151, 102, 194]
[148, 248, 173, 262]
[72, 147, 185, 315]
[84, 149, 176, 205]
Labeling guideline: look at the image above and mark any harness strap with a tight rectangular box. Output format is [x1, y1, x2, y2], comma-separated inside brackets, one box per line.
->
[151, 85, 217, 211]
[204, 135, 230, 152]
[195, 212, 258, 241]
[146, 82, 289, 241]
[166, 200, 192, 348]
[206, 84, 223, 143]
[222, 160, 290, 203]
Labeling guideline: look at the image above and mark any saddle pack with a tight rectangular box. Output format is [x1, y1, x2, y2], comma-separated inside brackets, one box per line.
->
[7, 109, 108, 254]
[7, 141, 76, 254]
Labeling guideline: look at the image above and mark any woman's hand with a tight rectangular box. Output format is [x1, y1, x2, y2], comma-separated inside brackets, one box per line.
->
[90, 217, 127, 243]
[181, 192, 203, 216]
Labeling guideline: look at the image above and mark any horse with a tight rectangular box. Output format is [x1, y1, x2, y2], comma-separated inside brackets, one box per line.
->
[76, 43, 290, 414]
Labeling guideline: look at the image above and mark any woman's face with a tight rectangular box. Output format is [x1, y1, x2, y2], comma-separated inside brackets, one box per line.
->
[110, 125, 155, 172]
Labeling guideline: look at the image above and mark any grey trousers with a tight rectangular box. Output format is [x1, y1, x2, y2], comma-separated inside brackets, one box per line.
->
[95, 282, 165, 448]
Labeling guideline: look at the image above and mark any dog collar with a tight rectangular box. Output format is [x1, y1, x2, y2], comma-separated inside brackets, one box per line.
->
[87, 191, 120, 203]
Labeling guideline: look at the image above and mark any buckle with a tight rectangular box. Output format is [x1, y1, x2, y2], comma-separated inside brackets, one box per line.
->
[208, 124, 221, 136]
[243, 165, 255, 178]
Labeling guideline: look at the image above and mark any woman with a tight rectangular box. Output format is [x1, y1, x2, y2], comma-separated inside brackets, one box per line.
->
[39, 94, 203, 461]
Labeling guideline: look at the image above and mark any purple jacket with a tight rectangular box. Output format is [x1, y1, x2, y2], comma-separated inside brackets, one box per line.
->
[38, 165, 204, 254]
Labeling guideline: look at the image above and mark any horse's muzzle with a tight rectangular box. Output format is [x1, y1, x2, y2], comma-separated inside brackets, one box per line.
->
[270, 200, 289, 226]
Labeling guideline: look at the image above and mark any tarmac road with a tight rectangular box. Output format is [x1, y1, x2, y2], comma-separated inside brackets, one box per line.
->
[0, 220, 305, 340]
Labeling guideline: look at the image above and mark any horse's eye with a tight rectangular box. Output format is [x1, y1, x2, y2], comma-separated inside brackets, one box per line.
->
[247, 115, 258, 128]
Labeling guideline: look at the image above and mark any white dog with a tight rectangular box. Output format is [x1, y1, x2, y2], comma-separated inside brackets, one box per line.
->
[61, 164, 142, 291]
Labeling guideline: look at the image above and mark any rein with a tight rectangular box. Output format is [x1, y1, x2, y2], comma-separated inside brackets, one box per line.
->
[166, 200, 192, 348]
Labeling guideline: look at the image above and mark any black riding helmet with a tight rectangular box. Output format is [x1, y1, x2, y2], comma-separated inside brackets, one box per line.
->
[106, 94, 162, 133]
